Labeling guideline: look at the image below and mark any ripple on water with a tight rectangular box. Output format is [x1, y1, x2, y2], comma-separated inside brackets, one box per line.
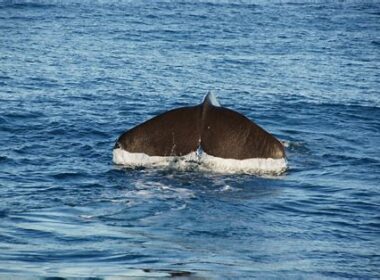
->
[0, 1, 379, 279]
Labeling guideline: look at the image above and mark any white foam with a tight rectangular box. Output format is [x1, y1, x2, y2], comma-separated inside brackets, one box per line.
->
[113, 148, 287, 175]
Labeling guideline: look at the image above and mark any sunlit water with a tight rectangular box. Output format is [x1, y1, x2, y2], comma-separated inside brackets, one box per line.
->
[0, 1, 379, 279]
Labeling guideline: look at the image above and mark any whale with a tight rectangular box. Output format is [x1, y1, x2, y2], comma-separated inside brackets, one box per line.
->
[113, 93, 287, 174]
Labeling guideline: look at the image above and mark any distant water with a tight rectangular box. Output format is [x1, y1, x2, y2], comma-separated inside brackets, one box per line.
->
[0, 0, 379, 278]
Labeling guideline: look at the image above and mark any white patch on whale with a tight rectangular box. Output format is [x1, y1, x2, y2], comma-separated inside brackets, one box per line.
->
[113, 148, 287, 175]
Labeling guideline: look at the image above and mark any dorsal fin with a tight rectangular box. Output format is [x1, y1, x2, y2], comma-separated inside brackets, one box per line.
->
[203, 91, 221, 107]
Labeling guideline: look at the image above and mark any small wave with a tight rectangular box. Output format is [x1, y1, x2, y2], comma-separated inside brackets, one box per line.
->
[0, 75, 12, 81]
[0, 1, 56, 9]
[3, 110, 46, 119]
[282, 140, 310, 154]
[142, 269, 194, 278]
[132, 180, 196, 200]
[113, 148, 287, 176]
[51, 172, 84, 180]
[0, 155, 8, 163]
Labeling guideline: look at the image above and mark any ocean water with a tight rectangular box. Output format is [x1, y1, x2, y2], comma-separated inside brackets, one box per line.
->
[0, 0, 379, 278]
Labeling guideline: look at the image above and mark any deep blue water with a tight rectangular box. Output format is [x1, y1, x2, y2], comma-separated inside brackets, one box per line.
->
[0, 0, 379, 278]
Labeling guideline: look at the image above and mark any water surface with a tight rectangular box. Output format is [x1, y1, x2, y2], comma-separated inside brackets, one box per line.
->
[0, 0, 379, 278]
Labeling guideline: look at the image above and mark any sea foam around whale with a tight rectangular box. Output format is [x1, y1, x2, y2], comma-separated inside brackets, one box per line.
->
[113, 148, 287, 175]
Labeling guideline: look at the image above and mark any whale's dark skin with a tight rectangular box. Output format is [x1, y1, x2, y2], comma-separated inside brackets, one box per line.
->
[114, 94, 285, 160]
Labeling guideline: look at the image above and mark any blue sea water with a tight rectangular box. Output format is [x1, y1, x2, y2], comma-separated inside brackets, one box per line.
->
[0, 0, 379, 278]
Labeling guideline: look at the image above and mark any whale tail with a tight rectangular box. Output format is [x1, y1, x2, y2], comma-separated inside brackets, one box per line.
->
[114, 93, 285, 159]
